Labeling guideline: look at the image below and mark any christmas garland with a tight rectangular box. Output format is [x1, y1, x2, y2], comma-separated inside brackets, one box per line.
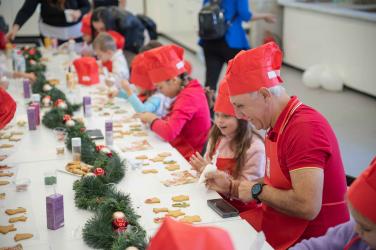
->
[24, 47, 147, 249]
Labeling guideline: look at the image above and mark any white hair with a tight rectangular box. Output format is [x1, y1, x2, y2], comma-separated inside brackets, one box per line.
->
[249, 85, 285, 99]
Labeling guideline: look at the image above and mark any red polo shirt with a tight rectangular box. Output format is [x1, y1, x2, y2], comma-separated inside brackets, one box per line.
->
[267, 96, 349, 238]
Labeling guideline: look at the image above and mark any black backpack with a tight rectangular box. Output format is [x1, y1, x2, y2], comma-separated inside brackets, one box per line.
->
[198, 0, 227, 40]
[137, 14, 158, 40]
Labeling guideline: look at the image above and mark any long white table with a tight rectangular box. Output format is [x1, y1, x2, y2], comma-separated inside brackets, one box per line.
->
[0, 49, 273, 250]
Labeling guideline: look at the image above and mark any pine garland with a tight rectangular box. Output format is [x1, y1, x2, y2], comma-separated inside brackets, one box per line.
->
[24, 46, 147, 249]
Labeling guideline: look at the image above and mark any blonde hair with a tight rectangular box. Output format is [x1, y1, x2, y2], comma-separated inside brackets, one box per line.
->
[93, 32, 117, 52]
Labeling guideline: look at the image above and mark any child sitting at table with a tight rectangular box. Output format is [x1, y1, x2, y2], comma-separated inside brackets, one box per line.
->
[135, 44, 211, 160]
[116, 52, 173, 117]
[189, 79, 265, 212]
[92, 32, 129, 87]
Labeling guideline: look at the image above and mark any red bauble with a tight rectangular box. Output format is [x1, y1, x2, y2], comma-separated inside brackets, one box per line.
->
[94, 168, 105, 176]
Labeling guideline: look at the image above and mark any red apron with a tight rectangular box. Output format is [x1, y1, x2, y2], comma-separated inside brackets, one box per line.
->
[216, 157, 258, 212]
[102, 60, 113, 73]
[241, 98, 347, 249]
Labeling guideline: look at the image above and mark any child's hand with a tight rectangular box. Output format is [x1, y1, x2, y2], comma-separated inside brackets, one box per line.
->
[189, 152, 209, 173]
[134, 112, 158, 124]
[25, 73, 36, 82]
[120, 79, 133, 96]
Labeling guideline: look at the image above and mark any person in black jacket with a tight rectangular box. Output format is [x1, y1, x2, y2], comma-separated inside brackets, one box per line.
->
[91, 6, 145, 54]
[7, 0, 90, 44]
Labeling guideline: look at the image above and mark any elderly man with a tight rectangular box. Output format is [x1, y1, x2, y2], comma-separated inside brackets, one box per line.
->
[205, 42, 349, 249]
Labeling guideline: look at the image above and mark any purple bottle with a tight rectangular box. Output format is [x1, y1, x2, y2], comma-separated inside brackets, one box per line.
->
[27, 107, 37, 130]
[30, 103, 40, 126]
[23, 79, 31, 98]
[105, 119, 113, 146]
[46, 193, 64, 230]
[83, 96, 92, 117]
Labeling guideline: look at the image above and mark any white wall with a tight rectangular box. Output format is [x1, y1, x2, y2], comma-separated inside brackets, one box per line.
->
[283, 6, 376, 96]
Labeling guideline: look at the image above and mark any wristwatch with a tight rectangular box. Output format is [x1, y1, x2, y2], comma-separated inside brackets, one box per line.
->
[251, 183, 265, 203]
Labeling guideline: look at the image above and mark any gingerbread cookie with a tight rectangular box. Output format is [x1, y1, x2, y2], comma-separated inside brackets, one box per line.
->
[0, 180, 10, 186]
[0, 224, 16, 234]
[142, 169, 158, 174]
[0, 172, 14, 177]
[145, 197, 160, 204]
[153, 217, 165, 224]
[158, 152, 172, 157]
[165, 164, 180, 171]
[135, 155, 148, 160]
[150, 156, 164, 162]
[172, 195, 189, 202]
[0, 144, 13, 149]
[5, 207, 27, 215]
[179, 215, 202, 224]
[172, 202, 190, 208]
[0, 243, 23, 250]
[0, 193, 5, 200]
[0, 165, 12, 170]
[153, 208, 169, 214]
[163, 160, 177, 165]
[14, 233, 33, 242]
[9, 216, 28, 223]
[167, 210, 185, 218]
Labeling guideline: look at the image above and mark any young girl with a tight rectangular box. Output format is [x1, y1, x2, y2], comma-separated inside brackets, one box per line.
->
[117, 52, 172, 117]
[189, 79, 265, 212]
[136, 44, 211, 160]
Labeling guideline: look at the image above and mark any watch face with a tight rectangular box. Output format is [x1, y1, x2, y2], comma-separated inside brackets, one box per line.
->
[252, 183, 262, 195]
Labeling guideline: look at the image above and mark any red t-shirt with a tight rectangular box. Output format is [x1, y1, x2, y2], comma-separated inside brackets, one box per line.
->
[267, 96, 349, 238]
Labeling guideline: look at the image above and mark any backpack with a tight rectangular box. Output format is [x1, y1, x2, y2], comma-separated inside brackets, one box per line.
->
[137, 14, 158, 40]
[198, 0, 227, 40]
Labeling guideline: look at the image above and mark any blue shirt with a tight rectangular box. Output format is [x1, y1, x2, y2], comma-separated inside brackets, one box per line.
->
[118, 90, 172, 117]
[201, 0, 252, 49]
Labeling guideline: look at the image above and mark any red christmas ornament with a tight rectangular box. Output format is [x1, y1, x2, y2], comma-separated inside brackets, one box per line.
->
[96, 145, 105, 152]
[29, 48, 36, 55]
[63, 114, 72, 122]
[55, 99, 64, 107]
[106, 152, 113, 158]
[94, 168, 105, 176]
[112, 217, 128, 233]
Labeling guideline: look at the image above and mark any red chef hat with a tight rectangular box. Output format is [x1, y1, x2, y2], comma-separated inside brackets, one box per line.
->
[130, 53, 154, 90]
[347, 157, 376, 224]
[0, 88, 16, 129]
[107, 30, 125, 50]
[81, 13, 92, 36]
[184, 60, 192, 75]
[214, 78, 236, 116]
[147, 217, 234, 250]
[226, 42, 283, 96]
[73, 57, 99, 86]
[144, 45, 187, 83]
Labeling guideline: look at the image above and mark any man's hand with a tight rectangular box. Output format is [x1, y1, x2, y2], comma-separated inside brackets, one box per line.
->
[205, 170, 231, 194]
[238, 180, 256, 203]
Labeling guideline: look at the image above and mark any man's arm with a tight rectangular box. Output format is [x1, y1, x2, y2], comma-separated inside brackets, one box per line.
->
[238, 167, 324, 220]
[260, 168, 323, 220]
